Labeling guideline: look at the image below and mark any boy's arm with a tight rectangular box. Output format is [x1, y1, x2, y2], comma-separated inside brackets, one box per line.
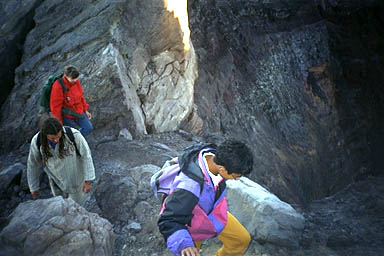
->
[158, 188, 199, 256]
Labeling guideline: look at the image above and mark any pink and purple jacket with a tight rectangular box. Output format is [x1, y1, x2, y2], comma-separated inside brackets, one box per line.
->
[157, 144, 228, 256]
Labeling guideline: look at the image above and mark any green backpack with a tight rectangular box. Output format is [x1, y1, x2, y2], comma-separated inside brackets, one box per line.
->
[39, 74, 83, 119]
[40, 74, 65, 112]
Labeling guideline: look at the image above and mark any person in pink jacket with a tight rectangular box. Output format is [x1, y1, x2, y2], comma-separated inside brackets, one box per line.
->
[157, 140, 254, 256]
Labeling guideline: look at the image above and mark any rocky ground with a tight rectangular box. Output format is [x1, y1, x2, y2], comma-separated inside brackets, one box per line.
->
[299, 176, 384, 256]
[1, 0, 384, 255]
[1, 131, 383, 255]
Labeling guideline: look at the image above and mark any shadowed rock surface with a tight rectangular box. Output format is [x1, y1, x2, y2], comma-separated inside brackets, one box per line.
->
[1, 0, 382, 206]
[0, 196, 114, 256]
[0, 0, 197, 150]
[0, 0, 43, 107]
[1, 0, 384, 255]
[188, 0, 384, 205]
[0, 131, 384, 255]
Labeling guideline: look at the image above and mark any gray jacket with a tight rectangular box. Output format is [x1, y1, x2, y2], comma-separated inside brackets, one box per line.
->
[27, 127, 95, 194]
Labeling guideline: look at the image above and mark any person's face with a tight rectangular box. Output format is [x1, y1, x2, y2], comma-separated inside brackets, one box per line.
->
[47, 130, 62, 144]
[218, 166, 242, 180]
[65, 76, 79, 84]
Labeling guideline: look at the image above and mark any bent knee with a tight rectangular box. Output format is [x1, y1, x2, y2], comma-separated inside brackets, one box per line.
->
[241, 231, 251, 247]
[233, 230, 250, 249]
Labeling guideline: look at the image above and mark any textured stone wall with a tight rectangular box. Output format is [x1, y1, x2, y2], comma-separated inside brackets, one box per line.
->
[0, 0, 383, 205]
[188, 0, 384, 204]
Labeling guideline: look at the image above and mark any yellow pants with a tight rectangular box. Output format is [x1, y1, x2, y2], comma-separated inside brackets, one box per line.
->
[195, 212, 251, 256]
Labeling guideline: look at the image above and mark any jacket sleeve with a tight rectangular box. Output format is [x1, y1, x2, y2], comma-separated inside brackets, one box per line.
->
[27, 134, 43, 192]
[73, 129, 95, 181]
[158, 187, 200, 256]
[50, 80, 65, 123]
[79, 82, 89, 111]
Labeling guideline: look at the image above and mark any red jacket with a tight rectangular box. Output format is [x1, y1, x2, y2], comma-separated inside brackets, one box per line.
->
[50, 76, 89, 124]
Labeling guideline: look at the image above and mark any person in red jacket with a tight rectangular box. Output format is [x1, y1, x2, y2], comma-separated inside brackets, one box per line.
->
[50, 65, 93, 136]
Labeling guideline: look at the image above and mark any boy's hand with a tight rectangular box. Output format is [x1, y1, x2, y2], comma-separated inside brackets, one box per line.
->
[181, 247, 200, 256]
[31, 190, 40, 199]
[83, 181, 92, 193]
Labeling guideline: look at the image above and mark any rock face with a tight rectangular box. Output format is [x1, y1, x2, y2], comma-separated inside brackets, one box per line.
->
[0, 0, 197, 150]
[188, 0, 384, 204]
[1, 3, 384, 251]
[226, 177, 305, 248]
[93, 164, 167, 255]
[0, 196, 114, 256]
[0, 163, 23, 194]
[0, 0, 42, 107]
[0, 0, 383, 221]
[300, 176, 384, 256]
[0, 131, 383, 255]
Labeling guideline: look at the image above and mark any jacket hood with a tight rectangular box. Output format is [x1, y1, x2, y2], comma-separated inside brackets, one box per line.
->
[178, 143, 217, 184]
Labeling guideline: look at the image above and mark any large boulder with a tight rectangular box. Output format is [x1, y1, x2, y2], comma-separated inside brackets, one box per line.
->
[227, 177, 305, 248]
[0, 196, 114, 256]
[94, 172, 138, 223]
[93, 164, 167, 255]
[94, 164, 160, 223]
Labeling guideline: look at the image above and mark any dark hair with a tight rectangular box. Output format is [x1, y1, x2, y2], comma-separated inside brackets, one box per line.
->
[40, 117, 68, 163]
[64, 65, 80, 79]
[214, 139, 253, 176]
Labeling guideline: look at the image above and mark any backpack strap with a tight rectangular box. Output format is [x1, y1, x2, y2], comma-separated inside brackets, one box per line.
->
[35, 126, 81, 157]
[64, 126, 81, 157]
[56, 78, 84, 119]
[36, 132, 41, 150]
[57, 78, 67, 93]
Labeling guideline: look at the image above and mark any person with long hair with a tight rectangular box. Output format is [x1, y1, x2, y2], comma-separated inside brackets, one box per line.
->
[27, 117, 95, 205]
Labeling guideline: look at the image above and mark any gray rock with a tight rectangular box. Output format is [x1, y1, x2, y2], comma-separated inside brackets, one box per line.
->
[94, 164, 160, 223]
[188, 0, 384, 207]
[227, 177, 305, 248]
[94, 172, 138, 222]
[20, 167, 30, 191]
[119, 128, 133, 141]
[13, 185, 21, 193]
[0, 163, 24, 195]
[0, 0, 197, 153]
[0, 196, 114, 256]
[134, 201, 153, 223]
[0, 0, 42, 106]
[126, 164, 161, 198]
[124, 222, 142, 233]
[1, 0, 384, 255]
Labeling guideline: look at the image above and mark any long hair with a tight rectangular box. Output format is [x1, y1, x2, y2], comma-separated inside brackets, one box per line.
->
[40, 117, 69, 163]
